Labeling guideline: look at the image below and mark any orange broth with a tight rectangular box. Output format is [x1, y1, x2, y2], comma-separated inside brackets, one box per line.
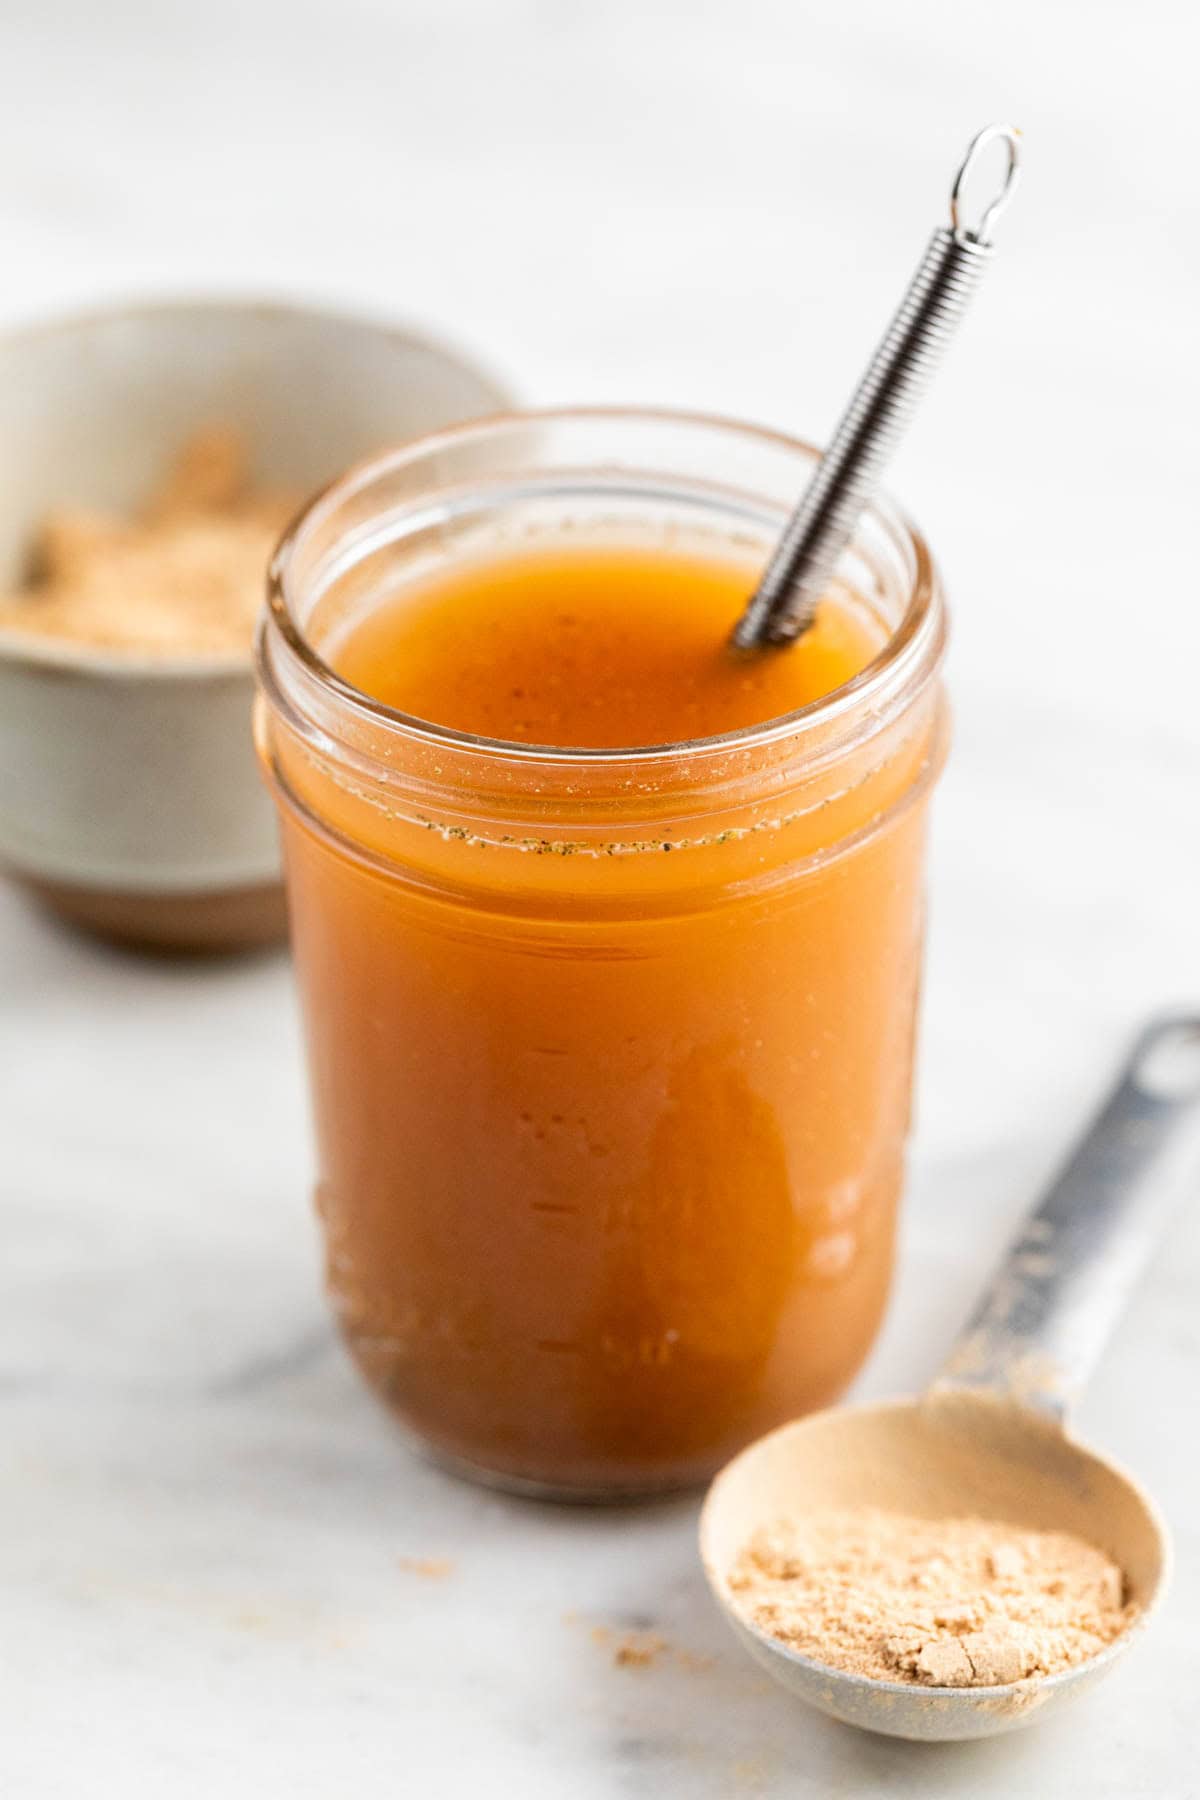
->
[270, 539, 939, 1492]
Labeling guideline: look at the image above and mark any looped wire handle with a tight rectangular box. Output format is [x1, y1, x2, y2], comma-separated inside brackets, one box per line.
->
[733, 123, 1021, 650]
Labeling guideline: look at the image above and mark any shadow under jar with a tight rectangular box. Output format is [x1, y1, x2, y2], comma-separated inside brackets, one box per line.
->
[255, 409, 948, 1499]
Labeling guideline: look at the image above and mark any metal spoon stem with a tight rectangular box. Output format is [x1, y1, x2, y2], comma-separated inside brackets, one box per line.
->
[936, 1014, 1200, 1416]
[733, 123, 1021, 650]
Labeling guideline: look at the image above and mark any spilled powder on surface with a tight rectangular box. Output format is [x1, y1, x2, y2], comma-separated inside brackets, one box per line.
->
[397, 1556, 456, 1581]
[585, 1621, 715, 1673]
[728, 1507, 1136, 1687]
[612, 1630, 669, 1669]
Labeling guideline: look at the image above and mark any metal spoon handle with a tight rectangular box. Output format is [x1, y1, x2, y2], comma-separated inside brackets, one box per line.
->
[732, 124, 1020, 651]
[936, 1015, 1200, 1417]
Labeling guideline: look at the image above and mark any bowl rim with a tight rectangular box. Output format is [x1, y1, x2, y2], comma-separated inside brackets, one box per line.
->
[0, 291, 512, 681]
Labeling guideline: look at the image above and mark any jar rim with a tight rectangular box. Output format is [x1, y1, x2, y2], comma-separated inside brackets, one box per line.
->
[264, 404, 945, 768]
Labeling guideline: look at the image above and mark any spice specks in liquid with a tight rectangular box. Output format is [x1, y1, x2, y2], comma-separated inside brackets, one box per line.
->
[330, 542, 883, 747]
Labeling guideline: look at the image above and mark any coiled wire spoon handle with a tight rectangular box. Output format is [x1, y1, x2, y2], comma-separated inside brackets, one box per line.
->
[733, 123, 1021, 650]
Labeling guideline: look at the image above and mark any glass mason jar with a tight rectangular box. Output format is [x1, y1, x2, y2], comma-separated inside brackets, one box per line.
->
[255, 409, 948, 1499]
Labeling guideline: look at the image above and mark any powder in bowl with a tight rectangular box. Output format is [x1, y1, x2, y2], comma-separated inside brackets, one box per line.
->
[0, 426, 295, 656]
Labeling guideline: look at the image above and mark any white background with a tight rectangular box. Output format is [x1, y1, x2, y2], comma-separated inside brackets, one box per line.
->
[2, 2, 1198, 1795]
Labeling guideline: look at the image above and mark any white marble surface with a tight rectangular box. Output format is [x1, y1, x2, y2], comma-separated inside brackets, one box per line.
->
[2, 2, 1199, 1794]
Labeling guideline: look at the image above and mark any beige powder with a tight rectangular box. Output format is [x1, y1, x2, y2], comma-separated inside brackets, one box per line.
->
[728, 1507, 1135, 1687]
[396, 1556, 455, 1580]
[611, 1630, 668, 1669]
[0, 427, 295, 656]
[584, 1622, 715, 1673]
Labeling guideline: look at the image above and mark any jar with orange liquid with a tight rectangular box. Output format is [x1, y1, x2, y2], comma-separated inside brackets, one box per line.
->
[256, 410, 948, 1497]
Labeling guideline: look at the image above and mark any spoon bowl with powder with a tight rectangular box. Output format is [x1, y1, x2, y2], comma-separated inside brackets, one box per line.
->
[701, 1015, 1200, 1740]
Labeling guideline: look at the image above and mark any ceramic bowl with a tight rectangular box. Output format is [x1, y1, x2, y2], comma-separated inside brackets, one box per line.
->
[0, 298, 510, 950]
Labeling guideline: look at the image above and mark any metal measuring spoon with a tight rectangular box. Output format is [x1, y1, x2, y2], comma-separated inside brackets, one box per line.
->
[700, 1015, 1200, 1740]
